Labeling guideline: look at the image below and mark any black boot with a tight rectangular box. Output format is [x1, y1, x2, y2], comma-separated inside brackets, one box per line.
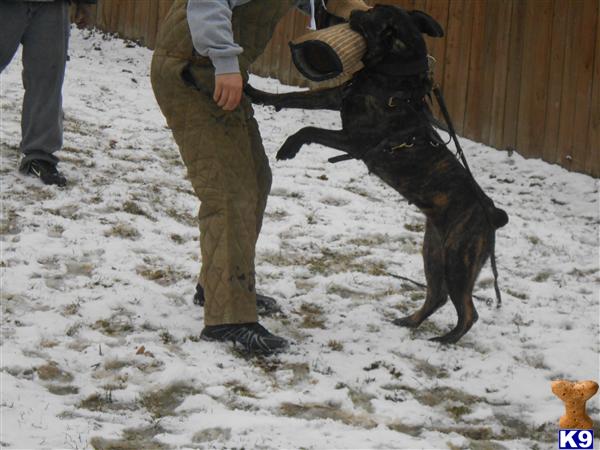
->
[21, 159, 67, 187]
[200, 322, 288, 355]
[193, 284, 281, 315]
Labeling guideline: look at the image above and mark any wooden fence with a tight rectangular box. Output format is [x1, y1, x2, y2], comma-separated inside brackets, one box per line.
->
[89, 0, 599, 177]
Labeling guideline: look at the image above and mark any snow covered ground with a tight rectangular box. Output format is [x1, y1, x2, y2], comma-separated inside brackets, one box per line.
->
[1, 29, 599, 450]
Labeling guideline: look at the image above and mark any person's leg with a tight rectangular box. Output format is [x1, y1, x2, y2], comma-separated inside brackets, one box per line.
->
[242, 98, 272, 236]
[152, 60, 260, 325]
[0, 2, 28, 72]
[151, 55, 288, 353]
[19, 0, 70, 163]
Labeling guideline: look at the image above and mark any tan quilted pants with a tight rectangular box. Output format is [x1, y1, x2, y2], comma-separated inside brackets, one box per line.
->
[151, 58, 271, 325]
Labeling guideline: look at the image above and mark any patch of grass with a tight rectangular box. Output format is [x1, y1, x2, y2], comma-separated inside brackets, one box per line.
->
[432, 417, 555, 443]
[0, 209, 20, 235]
[37, 362, 74, 383]
[63, 302, 80, 316]
[93, 317, 133, 336]
[326, 284, 361, 299]
[348, 388, 375, 413]
[446, 404, 472, 419]
[122, 200, 151, 219]
[224, 381, 256, 398]
[265, 208, 288, 220]
[320, 196, 348, 207]
[105, 223, 140, 239]
[192, 427, 231, 444]
[39, 338, 59, 348]
[298, 302, 326, 329]
[166, 208, 196, 227]
[307, 247, 371, 276]
[46, 385, 79, 396]
[533, 270, 552, 282]
[506, 289, 528, 300]
[410, 291, 426, 301]
[140, 382, 201, 418]
[476, 278, 494, 289]
[381, 384, 482, 409]
[159, 330, 175, 344]
[78, 391, 134, 413]
[366, 261, 388, 276]
[327, 340, 343, 351]
[347, 234, 387, 247]
[136, 265, 189, 286]
[568, 267, 599, 278]
[404, 222, 425, 233]
[170, 233, 184, 244]
[280, 402, 376, 428]
[387, 422, 422, 436]
[47, 224, 65, 238]
[103, 359, 131, 371]
[90, 424, 169, 450]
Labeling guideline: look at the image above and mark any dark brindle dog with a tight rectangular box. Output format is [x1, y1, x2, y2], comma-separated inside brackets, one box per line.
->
[245, 5, 508, 343]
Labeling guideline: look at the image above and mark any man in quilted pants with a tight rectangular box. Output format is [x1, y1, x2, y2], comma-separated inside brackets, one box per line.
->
[151, 0, 366, 355]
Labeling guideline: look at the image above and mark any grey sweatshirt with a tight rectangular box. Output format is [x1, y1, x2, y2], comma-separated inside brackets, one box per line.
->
[187, 0, 314, 75]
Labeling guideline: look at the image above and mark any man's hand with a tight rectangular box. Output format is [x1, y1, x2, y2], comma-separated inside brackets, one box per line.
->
[74, 4, 93, 29]
[214, 73, 243, 111]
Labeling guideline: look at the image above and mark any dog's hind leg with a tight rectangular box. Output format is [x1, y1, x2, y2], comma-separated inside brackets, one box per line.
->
[431, 228, 490, 344]
[393, 219, 448, 328]
[277, 128, 353, 160]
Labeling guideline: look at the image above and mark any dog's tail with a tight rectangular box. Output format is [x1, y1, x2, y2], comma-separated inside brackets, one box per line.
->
[492, 207, 509, 229]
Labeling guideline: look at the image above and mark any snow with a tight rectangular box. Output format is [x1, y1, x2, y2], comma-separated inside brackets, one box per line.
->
[1, 29, 599, 450]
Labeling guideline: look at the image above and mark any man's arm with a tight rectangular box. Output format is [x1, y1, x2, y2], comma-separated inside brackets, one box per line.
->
[187, 0, 244, 111]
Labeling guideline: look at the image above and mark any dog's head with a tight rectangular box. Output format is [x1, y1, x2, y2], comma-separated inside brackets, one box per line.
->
[349, 5, 443, 68]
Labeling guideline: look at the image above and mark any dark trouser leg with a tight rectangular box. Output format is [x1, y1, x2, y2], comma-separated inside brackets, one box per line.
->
[19, 0, 70, 164]
[0, 2, 27, 73]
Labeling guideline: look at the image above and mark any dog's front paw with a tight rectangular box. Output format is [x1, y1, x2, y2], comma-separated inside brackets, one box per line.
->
[392, 315, 421, 328]
[276, 136, 303, 160]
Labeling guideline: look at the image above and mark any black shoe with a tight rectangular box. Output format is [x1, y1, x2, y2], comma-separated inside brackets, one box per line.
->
[193, 284, 281, 315]
[201, 322, 288, 355]
[24, 159, 67, 187]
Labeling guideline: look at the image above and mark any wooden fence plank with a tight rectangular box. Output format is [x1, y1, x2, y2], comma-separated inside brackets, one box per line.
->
[501, 0, 525, 151]
[557, 2, 579, 170]
[542, 0, 569, 165]
[478, 0, 501, 145]
[463, 0, 487, 142]
[488, 0, 512, 149]
[586, 7, 600, 176]
[109, 0, 121, 32]
[516, 0, 553, 158]
[569, 0, 598, 173]
[134, 0, 150, 45]
[423, 0, 449, 121]
[442, 0, 475, 135]
[145, 0, 160, 49]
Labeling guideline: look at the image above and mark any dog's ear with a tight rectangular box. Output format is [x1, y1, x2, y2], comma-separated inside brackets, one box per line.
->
[408, 10, 444, 37]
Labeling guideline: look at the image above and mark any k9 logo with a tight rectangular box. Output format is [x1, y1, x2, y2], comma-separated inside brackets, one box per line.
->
[558, 430, 594, 449]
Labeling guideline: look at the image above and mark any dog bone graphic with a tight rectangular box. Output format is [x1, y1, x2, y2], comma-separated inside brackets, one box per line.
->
[551, 380, 599, 429]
